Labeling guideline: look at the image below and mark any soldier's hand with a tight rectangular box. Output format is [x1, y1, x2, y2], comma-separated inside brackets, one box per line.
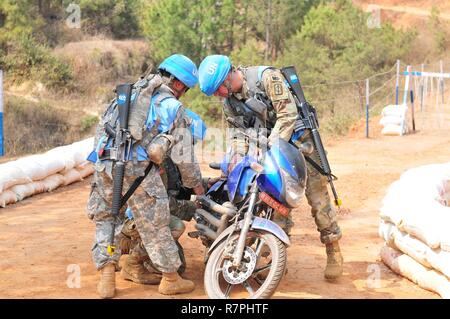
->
[193, 184, 205, 196]
[207, 177, 221, 188]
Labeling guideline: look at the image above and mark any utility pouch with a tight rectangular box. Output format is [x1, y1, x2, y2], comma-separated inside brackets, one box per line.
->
[244, 96, 268, 122]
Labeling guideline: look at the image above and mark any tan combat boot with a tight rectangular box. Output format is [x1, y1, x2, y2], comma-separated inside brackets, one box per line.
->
[158, 272, 195, 295]
[324, 241, 343, 280]
[97, 263, 116, 299]
[121, 253, 162, 285]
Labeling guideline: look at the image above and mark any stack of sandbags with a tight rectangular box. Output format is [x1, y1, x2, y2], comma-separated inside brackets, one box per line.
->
[379, 104, 408, 136]
[0, 137, 95, 207]
[379, 162, 450, 298]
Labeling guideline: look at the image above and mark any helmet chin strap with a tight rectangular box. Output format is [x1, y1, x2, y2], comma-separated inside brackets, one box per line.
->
[173, 85, 186, 98]
[224, 72, 233, 98]
[168, 76, 188, 98]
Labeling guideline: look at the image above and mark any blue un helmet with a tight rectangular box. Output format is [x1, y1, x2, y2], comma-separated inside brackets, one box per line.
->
[158, 54, 198, 88]
[198, 55, 231, 96]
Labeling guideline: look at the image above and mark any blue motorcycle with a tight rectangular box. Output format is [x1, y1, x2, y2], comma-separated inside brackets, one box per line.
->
[192, 136, 308, 299]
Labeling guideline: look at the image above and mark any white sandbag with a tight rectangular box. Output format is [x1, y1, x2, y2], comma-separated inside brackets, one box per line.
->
[387, 225, 450, 278]
[399, 163, 450, 185]
[426, 249, 450, 279]
[381, 162, 450, 248]
[379, 115, 404, 126]
[381, 245, 450, 299]
[34, 153, 66, 177]
[381, 124, 404, 136]
[62, 169, 83, 186]
[379, 204, 403, 225]
[76, 162, 95, 179]
[0, 162, 32, 193]
[14, 155, 48, 181]
[42, 174, 65, 192]
[380, 161, 450, 294]
[71, 137, 95, 166]
[440, 232, 450, 252]
[379, 181, 405, 225]
[441, 178, 450, 194]
[436, 213, 450, 252]
[400, 164, 450, 200]
[399, 216, 441, 249]
[378, 220, 397, 247]
[10, 183, 36, 201]
[46, 145, 76, 171]
[440, 186, 450, 206]
[0, 190, 18, 207]
[0, 137, 95, 203]
[401, 201, 450, 249]
[381, 104, 407, 117]
[394, 229, 432, 268]
[62, 151, 77, 171]
[59, 137, 95, 169]
[30, 181, 47, 194]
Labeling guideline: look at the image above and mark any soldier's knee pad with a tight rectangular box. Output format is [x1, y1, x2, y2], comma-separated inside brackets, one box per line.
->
[319, 222, 342, 244]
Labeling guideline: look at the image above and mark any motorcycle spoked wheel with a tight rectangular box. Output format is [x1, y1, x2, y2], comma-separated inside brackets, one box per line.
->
[204, 231, 286, 299]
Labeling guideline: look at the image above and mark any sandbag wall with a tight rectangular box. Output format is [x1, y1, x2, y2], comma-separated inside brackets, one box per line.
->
[379, 162, 450, 298]
[379, 104, 408, 136]
[0, 137, 95, 207]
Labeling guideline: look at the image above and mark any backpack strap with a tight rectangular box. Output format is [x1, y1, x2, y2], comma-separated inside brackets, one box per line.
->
[140, 89, 174, 150]
[244, 66, 274, 97]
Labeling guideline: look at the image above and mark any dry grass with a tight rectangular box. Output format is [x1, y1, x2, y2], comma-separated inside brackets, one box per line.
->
[3, 94, 89, 158]
[53, 37, 153, 96]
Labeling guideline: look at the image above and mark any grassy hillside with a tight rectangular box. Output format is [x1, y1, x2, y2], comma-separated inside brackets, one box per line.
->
[1, 0, 449, 158]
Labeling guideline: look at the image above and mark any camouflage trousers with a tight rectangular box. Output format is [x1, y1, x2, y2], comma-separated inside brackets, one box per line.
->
[86, 165, 181, 273]
[121, 214, 186, 253]
[273, 131, 342, 244]
[121, 197, 196, 259]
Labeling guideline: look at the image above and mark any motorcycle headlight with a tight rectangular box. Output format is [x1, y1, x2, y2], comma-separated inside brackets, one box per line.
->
[281, 168, 305, 208]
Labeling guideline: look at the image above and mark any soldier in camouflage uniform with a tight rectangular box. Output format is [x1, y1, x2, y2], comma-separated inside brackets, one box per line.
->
[118, 157, 203, 284]
[87, 54, 204, 298]
[197, 55, 343, 280]
[118, 106, 208, 286]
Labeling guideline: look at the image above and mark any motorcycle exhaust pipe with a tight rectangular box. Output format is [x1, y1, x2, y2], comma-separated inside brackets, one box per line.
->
[195, 208, 222, 228]
[195, 223, 218, 240]
[196, 195, 236, 217]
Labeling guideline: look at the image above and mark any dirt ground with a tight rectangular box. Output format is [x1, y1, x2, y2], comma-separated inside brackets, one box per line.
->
[1, 104, 449, 299]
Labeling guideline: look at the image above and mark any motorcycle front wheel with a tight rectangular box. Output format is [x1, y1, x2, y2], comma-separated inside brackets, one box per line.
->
[204, 231, 286, 299]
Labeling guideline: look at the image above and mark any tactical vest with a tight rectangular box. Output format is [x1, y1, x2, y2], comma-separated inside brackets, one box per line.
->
[223, 66, 278, 132]
[89, 76, 180, 177]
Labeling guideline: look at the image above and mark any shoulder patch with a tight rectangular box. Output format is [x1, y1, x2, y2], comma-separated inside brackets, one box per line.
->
[263, 70, 289, 102]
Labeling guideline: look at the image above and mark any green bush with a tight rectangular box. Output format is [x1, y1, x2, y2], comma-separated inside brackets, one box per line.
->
[229, 39, 265, 66]
[279, 0, 416, 135]
[182, 87, 223, 126]
[80, 115, 99, 133]
[281, 0, 415, 85]
[0, 34, 74, 89]
[428, 7, 448, 55]
[78, 0, 143, 39]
